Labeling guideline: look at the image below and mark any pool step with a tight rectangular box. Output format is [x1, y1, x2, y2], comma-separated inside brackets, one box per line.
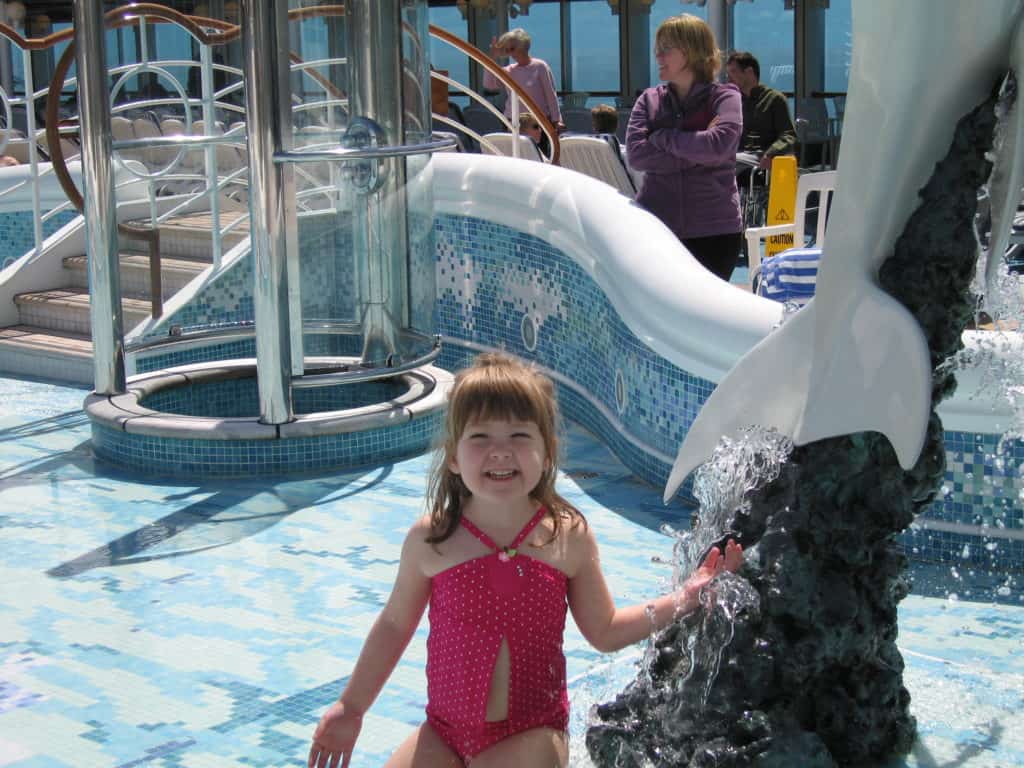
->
[13, 289, 153, 336]
[149, 211, 249, 260]
[0, 212, 238, 385]
[62, 253, 208, 297]
[0, 325, 93, 384]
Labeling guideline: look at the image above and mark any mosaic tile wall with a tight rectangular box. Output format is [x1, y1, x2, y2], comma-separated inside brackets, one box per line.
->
[125, 210, 1023, 569]
[140, 376, 406, 418]
[92, 408, 443, 478]
[433, 213, 1024, 571]
[140, 211, 356, 340]
[0, 210, 78, 270]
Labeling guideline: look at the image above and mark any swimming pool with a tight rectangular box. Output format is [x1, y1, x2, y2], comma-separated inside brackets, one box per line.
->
[0, 374, 1020, 767]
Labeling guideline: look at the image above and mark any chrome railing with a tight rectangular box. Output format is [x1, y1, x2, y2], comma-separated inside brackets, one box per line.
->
[0, 4, 557, 323]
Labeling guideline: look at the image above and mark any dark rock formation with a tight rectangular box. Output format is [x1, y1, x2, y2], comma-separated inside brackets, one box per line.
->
[586, 78, 1008, 768]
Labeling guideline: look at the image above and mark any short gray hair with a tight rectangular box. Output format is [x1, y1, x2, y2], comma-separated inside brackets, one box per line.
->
[498, 28, 531, 53]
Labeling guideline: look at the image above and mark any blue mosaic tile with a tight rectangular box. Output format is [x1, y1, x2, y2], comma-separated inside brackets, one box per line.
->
[0, 209, 78, 270]
[122, 210, 1023, 568]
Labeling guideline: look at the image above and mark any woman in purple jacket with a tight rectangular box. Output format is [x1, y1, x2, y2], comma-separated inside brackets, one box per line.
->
[626, 14, 743, 282]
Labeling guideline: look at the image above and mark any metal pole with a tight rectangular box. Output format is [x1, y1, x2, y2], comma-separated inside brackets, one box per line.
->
[242, 0, 294, 424]
[707, 0, 729, 67]
[74, 0, 125, 395]
[346, 0, 409, 367]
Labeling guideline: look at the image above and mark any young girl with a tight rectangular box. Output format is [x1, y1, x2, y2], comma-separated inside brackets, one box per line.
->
[308, 353, 742, 768]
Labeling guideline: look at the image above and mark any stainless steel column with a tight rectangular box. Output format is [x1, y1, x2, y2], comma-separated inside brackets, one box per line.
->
[242, 0, 295, 424]
[346, 0, 409, 366]
[74, 0, 125, 395]
[707, 0, 729, 60]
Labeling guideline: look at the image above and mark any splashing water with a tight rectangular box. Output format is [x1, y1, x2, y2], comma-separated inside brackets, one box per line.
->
[666, 427, 793, 584]
[638, 429, 789, 715]
[960, 72, 1024, 453]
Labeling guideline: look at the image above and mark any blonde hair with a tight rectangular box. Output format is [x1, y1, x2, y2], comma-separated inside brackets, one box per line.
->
[426, 353, 584, 545]
[498, 28, 531, 54]
[655, 14, 721, 83]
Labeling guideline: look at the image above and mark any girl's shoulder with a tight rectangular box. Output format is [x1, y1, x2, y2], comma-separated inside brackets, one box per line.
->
[403, 515, 436, 552]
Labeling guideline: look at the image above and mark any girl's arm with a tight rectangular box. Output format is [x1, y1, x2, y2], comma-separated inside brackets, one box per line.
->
[646, 85, 742, 166]
[624, 95, 691, 173]
[567, 528, 742, 654]
[309, 522, 432, 768]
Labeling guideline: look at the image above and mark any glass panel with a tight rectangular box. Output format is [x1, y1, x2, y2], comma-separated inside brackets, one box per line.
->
[823, 0, 851, 93]
[506, 0, 562, 90]
[428, 4, 470, 91]
[732, 0, 794, 93]
[647, 2, 707, 87]
[568, 0, 619, 94]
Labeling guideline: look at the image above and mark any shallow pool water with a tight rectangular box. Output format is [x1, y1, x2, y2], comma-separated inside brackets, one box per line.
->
[0, 375, 1020, 767]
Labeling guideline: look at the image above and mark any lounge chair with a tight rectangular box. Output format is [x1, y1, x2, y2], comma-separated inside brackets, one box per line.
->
[558, 134, 636, 197]
[479, 132, 543, 162]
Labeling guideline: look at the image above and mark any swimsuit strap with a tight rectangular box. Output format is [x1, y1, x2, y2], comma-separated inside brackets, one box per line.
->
[460, 506, 548, 554]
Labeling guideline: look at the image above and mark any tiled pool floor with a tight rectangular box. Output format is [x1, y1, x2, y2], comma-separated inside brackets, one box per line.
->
[0, 375, 1021, 768]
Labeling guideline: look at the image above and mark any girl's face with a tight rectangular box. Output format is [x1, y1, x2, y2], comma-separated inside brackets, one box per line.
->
[449, 418, 548, 506]
[655, 43, 689, 82]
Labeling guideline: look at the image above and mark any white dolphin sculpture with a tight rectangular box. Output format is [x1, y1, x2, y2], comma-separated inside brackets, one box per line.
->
[665, 0, 1024, 501]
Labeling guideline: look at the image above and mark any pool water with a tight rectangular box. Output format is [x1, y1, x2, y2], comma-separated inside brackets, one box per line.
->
[0, 375, 1020, 767]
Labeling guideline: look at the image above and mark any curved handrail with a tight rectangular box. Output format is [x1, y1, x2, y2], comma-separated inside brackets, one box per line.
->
[427, 24, 560, 165]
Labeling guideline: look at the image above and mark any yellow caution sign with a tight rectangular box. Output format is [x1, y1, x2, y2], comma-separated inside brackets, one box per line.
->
[764, 155, 798, 259]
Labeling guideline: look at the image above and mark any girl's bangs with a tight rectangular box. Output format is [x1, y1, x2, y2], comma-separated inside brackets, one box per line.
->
[451, 369, 550, 433]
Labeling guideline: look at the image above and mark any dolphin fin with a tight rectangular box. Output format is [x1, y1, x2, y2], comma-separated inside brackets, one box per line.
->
[664, 285, 931, 502]
[984, 15, 1024, 307]
[663, 304, 816, 503]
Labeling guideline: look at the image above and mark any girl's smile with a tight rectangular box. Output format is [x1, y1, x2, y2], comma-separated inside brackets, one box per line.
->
[450, 418, 548, 505]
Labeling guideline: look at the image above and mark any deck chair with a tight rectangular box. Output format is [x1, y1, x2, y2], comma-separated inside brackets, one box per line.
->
[744, 169, 837, 291]
[561, 106, 593, 134]
[111, 116, 143, 165]
[36, 129, 80, 162]
[558, 134, 636, 198]
[795, 97, 834, 170]
[463, 104, 506, 138]
[132, 116, 167, 170]
[479, 132, 543, 162]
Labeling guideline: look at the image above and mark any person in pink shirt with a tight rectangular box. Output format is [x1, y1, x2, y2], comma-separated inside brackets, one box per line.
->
[484, 28, 564, 132]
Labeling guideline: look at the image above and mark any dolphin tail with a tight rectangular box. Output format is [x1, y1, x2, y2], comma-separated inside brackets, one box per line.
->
[664, 286, 932, 502]
[984, 14, 1024, 307]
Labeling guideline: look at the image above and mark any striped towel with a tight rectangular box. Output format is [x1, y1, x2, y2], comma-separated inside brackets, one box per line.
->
[756, 247, 822, 307]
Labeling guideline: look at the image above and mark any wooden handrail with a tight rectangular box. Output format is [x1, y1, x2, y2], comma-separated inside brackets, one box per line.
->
[427, 24, 560, 165]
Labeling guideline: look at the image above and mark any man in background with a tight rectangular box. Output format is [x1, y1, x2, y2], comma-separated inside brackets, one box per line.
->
[726, 51, 796, 171]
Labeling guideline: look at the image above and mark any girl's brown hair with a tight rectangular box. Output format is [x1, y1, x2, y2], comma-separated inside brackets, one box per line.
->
[655, 14, 722, 83]
[426, 353, 584, 544]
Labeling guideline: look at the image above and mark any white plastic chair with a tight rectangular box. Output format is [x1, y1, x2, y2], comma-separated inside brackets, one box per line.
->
[111, 116, 143, 165]
[744, 170, 837, 288]
[132, 117, 167, 170]
[479, 132, 543, 162]
[558, 135, 636, 198]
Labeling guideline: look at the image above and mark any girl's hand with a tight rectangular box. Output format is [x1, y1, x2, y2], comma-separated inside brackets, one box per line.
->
[309, 701, 363, 768]
[489, 36, 504, 58]
[680, 538, 743, 606]
[707, 115, 721, 129]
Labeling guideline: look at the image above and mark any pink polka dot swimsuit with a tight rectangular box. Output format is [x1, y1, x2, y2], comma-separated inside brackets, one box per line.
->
[425, 506, 570, 761]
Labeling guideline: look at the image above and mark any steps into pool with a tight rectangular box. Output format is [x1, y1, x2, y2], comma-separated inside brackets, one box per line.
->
[0, 212, 243, 384]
